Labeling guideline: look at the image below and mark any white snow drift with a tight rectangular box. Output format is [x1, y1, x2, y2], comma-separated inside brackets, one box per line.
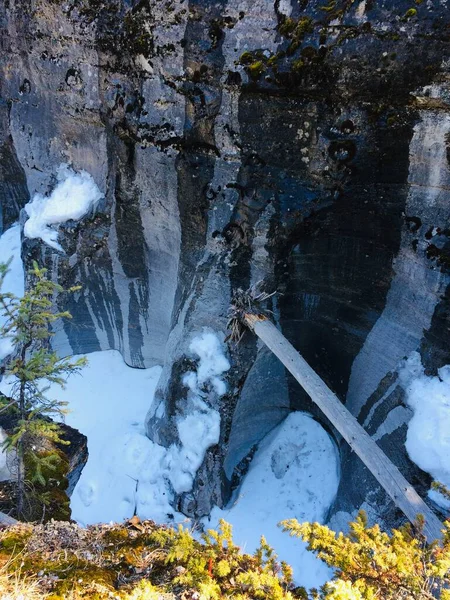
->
[136, 331, 230, 520]
[0, 322, 230, 526]
[24, 164, 102, 251]
[400, 352, 450, 508]
[67, 330, 229, 524]
[205, 412, 340, 590]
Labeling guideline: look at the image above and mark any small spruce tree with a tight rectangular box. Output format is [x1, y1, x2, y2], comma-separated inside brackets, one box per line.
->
[281, 511, 450, 600]
[0, 260, 87, 519]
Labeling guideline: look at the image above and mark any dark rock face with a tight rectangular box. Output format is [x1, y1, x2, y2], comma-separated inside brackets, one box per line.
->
[0, 133, 28, 234]
[58, 422, 88, 498]
[1, 0, 450, 527]
[0, 414, 88, 518]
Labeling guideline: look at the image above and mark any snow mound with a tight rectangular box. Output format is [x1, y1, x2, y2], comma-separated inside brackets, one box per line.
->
[137, 330, 230, 517]
[184, 331, 231, 395]
[54, 330, 227, 525]
[400, 352, 450, 506]
[204, 412, 340, 590]
[24, 164, 102, 251]
[0, 347, 162, 524]
[0, 224, 24, 359]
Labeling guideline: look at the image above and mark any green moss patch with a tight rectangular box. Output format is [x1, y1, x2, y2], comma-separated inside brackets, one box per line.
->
[0, 519, 300, 600]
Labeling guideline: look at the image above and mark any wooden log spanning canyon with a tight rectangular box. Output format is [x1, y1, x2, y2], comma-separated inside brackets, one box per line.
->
[243, 313, 444, 544]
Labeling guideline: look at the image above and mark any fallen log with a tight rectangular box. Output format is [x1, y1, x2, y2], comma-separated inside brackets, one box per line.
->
[243, 312, 443, 544]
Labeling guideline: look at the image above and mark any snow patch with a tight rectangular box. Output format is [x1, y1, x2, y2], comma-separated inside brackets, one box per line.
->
[24, 164, 102, 251]
[166, 398, 221, 494]
[428, 487, 450, 512]
[204, 412, 340, 590]
[0, 237, 229, 526]
[0, 224, 24, 359]
[355, 0, 366, 21]
[277, 0, 293, 17]
[45, 329, 228, 525]
[0, 348, 163, 524]
[182, 331, 230, 400]
[400, 352, 450, 507]
[137, 330, 230, 516]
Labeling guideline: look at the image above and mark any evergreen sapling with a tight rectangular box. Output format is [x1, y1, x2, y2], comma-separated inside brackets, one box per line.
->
[0, 260, 87, 519]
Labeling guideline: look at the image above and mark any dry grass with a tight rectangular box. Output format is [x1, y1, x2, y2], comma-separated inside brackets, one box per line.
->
[0, 519, 177, 599]
[0, 559, 42, 600]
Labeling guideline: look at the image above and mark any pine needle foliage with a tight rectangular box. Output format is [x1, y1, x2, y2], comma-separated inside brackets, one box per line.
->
[0, 260, 87, 519]
[164, 519, 296, 599]
[1, 515, 449, 600]
[281, 511, 450, 600]
[0, 518, 299, 600]
[431, 481, 450, 504]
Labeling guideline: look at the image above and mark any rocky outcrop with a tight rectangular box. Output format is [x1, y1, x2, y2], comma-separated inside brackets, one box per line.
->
[58, 422, 88, 498]
[0, 410, 88, 519]
[1, 0, 449, 527]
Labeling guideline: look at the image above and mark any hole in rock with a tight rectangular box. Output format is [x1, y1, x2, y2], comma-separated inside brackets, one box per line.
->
[405, 215, 422, 233]
[340, 119, 355, 134]
[328, 140, 356, 163]
[19, 79, 31, 94]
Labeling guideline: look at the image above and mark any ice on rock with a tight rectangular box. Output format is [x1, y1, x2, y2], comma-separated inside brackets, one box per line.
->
[166, 402, 221, 494]
[159, 333, 229, 496]
[182, 371, 198, 391]
[161, 332, 229, 494]
[188, 331, 231, 389]
[178, 405, 221, 451]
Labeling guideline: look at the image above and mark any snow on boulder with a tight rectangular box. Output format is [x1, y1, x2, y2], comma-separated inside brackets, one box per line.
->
[400, 352, 450, 508]
[187, 331, 231, 393]
[24, 164, 103, 251]
[140, 330, 230, 501]
[204, 412, 340, 590]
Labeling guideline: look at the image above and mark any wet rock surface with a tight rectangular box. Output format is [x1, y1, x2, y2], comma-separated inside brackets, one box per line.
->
[1, 0, 450, 527]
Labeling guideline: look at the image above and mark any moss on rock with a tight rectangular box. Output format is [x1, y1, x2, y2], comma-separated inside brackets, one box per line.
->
[0, 518, 300, 599]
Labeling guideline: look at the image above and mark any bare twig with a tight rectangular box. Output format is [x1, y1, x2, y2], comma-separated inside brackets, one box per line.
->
[0, 398, 19, 415]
